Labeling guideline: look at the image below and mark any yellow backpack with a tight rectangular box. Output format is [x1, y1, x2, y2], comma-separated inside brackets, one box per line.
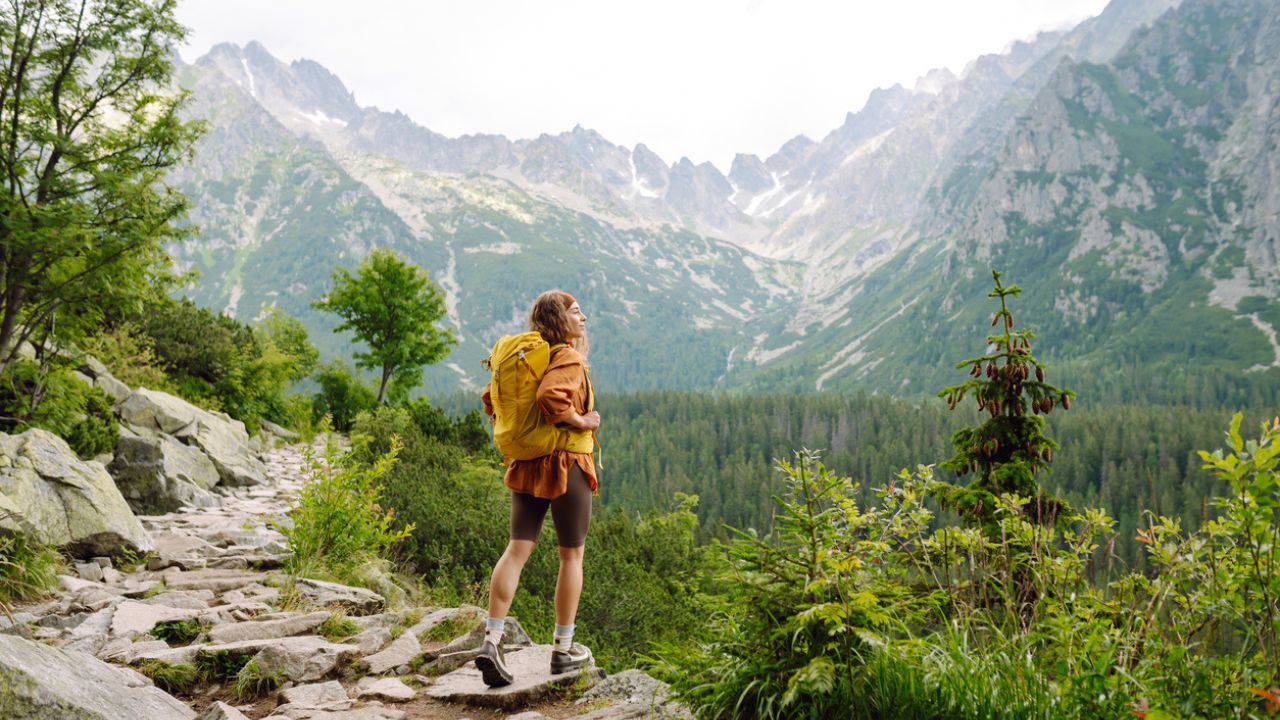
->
[484, 332, 596, 463]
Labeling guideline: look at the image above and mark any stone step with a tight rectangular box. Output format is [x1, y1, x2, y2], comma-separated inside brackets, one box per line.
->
[425, 644, 604, 710]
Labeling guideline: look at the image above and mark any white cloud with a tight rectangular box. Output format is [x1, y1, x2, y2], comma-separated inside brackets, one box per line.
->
[176, 0, 1108, 171]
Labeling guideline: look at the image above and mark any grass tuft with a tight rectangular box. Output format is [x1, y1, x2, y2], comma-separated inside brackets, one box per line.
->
[135, 659, 198, 694]
[233, 659, 284, 701]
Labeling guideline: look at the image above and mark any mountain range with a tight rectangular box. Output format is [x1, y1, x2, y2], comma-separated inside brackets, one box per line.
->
[169, 0, 1280, 400]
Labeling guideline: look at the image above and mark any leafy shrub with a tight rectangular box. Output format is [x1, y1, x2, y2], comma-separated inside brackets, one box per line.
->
[279, 426, 412, 586]
[140, 299, 317, 430]
[78, 324, 173, 391]
[144, 298, 250, 392]
[653, 416, 1280, 719]
[403, 396, 456, 444]
[0, 359, 117, 457]
[312, 360, 377, 432]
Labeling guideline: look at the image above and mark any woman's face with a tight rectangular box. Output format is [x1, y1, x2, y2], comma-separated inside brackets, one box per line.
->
[567, 301, 587, 339]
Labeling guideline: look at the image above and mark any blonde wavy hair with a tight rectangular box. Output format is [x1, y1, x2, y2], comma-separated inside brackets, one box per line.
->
[529, 290, 589, 359]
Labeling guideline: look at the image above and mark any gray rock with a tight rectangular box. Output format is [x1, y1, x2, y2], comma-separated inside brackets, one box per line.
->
[118, 388, 266, 486]
[76, 561, 106, 582]
[0, 632, 195, 719]
[109, 600, 200, 639]
[351, 626, 392, 655]
[196, 702, 252, 720]
[356, 677, 415, 702]
[574, 668, 692, 718]
[260, 420, 299, 441]
[361, 629, 420, 675]
[79, 355, 112, 380]
[425, 644, 603, 710]
[278, 679, 349, 707]
[0, 428, 151, 558]
[95, 373, 134, 404]
[236, 635, 360, 682]
[207, 610, 330, 643]
[109, 434, 221, 513]
[293, 577, 384, 614]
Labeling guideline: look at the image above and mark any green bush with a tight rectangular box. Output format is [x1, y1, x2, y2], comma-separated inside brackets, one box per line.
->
[652, 417, 1280, 718]
[403, 396, 456, 444]
[144, 298, 249, 392]
[0, 359, 117, 457]
[279, 427, 412, 586]
[78, 324, 173, 391]
[138, 299, 317, 430]
[312, 360, 377, 432]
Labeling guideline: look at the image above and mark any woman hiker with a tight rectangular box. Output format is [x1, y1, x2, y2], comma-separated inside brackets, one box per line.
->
[476, 290, 600, 687]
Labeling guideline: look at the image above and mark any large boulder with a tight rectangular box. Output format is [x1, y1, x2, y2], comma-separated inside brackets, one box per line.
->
[108, 433, 221, 513]
[76, 355, 133, 404]
[0, 632, 195, 719]
[118, 388, 265, 486]
[0, 429, 151, 558]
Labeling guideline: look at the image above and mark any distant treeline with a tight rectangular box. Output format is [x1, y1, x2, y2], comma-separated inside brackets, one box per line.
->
[438, 388, 1272, 566]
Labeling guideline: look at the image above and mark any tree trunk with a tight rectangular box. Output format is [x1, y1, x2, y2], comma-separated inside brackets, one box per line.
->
[377, 364, 392, 405]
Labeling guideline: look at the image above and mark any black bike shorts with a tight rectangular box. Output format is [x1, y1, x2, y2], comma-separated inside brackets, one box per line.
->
[509, 463, 592, 547]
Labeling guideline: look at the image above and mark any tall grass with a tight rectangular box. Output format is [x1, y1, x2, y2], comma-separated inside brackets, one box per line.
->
[0, 518, 63, 614]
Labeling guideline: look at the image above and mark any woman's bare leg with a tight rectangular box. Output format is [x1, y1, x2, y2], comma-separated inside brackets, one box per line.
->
[554, 544, 584, 626]
[487, 539, 535, 618]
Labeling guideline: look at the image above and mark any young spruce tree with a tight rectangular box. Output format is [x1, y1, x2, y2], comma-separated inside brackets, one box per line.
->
[934, 270, 1075, 528]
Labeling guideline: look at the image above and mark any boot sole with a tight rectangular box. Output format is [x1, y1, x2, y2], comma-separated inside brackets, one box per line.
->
[475, 651, 513, 687]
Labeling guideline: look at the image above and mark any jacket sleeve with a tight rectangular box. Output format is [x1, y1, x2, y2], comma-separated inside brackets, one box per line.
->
[481, 383, 494, 418]
[536, 349, 584, 425]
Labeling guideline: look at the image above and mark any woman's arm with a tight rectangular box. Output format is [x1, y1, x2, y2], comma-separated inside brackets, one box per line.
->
[536, 351, 599, 431]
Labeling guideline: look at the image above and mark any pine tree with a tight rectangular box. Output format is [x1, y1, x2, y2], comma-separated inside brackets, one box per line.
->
[933, 270, 1075, 527]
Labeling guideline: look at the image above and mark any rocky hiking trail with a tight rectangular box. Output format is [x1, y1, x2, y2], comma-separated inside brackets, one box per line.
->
[1, 440, 689, 720]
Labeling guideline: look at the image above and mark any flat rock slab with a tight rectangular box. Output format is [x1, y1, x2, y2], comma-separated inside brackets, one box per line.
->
[425, 644, 604, 710]
[0, 632, 195, 719]
[207, 610, 330, 643]
[356, 677, 415, 702]
[110, 599, 199, 638]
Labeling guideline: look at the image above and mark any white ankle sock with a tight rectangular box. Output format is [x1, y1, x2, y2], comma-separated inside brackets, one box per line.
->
[485, 616, 505, 646]
[553, 623, 574, 651]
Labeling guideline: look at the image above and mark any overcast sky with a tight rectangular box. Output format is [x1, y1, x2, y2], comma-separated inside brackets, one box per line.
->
[175, 0, 1109, 170]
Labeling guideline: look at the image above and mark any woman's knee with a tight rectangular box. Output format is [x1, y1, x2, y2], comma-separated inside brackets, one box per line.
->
[504, 539, 536, 563]
[557, 544, 584, 563]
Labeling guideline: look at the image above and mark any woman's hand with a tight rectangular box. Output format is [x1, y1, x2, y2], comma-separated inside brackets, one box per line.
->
[569, 410, 600, 431]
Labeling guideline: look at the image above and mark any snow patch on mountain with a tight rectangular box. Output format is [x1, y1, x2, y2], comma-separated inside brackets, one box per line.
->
[240, 57, 256, 96]
[299, 109, 348, 128]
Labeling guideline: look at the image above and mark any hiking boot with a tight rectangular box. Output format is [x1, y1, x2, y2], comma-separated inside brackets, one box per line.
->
[474, 640, 513, 687]
[550, 641, 593, 674]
